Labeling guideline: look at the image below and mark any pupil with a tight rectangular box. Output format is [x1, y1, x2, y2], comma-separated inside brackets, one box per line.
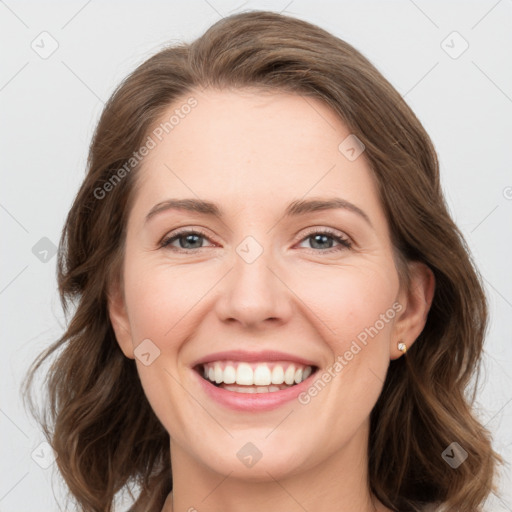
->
[182, 234, 201, 249]
[311, 234, 332, 249]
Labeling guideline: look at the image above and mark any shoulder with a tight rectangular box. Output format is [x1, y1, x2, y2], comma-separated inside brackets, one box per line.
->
[161, 492, 173, 512]
[125, 492, 172, 512]
[421, 503, 443, 512]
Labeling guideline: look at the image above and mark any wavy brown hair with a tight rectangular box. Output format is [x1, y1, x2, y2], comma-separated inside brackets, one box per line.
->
[22, 10, 502, 512]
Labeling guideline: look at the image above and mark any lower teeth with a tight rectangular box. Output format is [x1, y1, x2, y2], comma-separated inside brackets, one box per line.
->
[217, 383, 294, 393]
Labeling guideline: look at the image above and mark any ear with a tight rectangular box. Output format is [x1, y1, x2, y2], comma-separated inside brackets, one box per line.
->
[107, 279, 135, 359]
[391, 261, 435, 359]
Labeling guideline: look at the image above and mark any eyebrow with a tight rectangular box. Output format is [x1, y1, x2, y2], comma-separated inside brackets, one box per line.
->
[145, 197, 372, 227]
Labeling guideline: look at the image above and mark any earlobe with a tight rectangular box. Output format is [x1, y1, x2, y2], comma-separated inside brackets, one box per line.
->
[107, 282, 135, 359]
[391, 261, 435, 359]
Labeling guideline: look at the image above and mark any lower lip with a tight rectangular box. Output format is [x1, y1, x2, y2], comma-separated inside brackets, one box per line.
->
[193, 368, 317, 412]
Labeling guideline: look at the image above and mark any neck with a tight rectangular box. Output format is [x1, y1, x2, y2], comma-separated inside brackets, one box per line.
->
[165, 421, 386, 512]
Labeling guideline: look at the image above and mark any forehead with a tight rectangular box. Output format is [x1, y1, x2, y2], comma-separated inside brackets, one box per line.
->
[131, 88, 383, 225]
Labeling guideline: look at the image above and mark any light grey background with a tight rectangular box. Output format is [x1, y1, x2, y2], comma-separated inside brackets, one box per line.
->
[1, 1, 511, 511]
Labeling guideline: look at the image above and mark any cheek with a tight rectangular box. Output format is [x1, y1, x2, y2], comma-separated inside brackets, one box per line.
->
[297, 268, 397, 423]
[123, 258, 204, 342]
[121, 258, 197, 431]
[298, 263, 399, 344]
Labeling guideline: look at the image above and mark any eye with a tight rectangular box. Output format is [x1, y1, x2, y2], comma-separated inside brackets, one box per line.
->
[160, 229, 214, 252]
[159, 227, 352, 254]
[297, 228, 352, 253]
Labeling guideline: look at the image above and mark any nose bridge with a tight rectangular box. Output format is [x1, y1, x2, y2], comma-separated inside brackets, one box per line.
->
[216, 233, 292, 327]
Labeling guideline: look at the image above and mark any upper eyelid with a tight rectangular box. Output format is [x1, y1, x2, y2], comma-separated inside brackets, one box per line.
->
[161, 227, 217, 244]
[299, 226, 350, 239]
[162, 225, 349, 239]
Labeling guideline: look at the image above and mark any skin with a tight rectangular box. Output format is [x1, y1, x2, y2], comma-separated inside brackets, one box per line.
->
[109, 88, 435, 512]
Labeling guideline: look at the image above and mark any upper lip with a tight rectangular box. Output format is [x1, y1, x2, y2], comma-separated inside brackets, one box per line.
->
[191, 350, 319, 368]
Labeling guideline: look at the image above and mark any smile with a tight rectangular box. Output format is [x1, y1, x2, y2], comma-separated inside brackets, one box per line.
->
[198, 361, 314, 392]
[192, 359, 319, 411]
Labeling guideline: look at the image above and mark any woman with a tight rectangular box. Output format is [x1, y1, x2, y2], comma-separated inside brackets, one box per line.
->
[23, 10, 502, 512]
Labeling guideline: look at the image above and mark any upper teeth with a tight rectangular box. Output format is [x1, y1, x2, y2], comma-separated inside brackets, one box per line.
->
[202, 361, 313, 386]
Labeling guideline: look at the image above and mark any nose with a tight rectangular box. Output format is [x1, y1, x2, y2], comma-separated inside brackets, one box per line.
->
[214, 242, 294, 329]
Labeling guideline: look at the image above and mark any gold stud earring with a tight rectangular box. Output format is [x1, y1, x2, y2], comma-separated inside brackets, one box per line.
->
[398, 342, 407, 354]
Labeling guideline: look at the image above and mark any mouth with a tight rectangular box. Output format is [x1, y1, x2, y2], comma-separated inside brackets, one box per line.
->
[193, 360, 319, 394]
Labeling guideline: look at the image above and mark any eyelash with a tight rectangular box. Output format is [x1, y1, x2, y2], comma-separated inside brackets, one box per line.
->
[159, 227, 352, 254]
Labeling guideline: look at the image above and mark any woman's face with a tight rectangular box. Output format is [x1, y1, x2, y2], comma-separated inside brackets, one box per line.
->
[110, 88, 429, 483]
